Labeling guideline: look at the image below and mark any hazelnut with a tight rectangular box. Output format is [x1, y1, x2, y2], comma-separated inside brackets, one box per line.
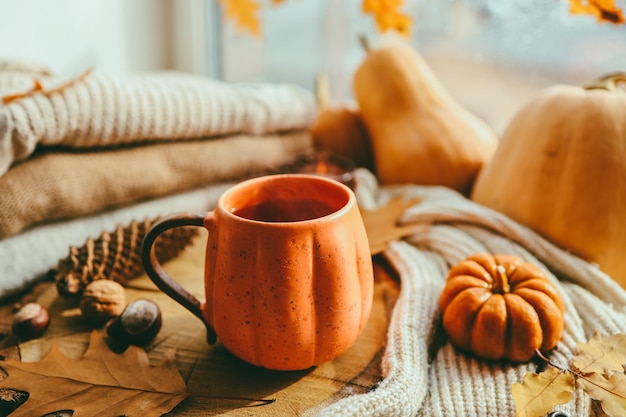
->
[80, 280, 126, 325]
[106, 298, 162, 345]
[12, 303, 50, 340]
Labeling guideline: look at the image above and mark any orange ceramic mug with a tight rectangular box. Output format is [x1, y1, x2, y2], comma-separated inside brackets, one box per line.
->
[141, 174, 374, 371]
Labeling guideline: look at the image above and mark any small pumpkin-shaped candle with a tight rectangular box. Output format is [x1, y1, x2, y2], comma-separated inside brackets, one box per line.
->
[438, 253, 565, 362]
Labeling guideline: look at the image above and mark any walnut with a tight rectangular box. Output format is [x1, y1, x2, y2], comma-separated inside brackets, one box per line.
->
[80, 280, 126, 325]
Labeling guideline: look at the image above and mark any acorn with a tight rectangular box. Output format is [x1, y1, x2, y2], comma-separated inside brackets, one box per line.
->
[11, 303, 50, 340]
[106, 298, 162, 345]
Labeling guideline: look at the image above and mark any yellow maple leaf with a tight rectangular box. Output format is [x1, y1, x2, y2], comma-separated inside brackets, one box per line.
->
[568, 0, 625, 24]
[218, 0, 262, 36]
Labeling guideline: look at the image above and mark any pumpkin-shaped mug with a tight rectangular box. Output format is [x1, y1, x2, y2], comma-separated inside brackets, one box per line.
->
[141, 174, 374, 371]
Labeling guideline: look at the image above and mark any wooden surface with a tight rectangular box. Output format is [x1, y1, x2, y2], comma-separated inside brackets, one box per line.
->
[0, 230, 400, 416]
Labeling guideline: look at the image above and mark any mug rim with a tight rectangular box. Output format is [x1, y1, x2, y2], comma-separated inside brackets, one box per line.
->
[218, 173, 355, 225]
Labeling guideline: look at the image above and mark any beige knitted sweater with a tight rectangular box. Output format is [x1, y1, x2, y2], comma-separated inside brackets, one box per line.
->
[0, 61, 315, 176]
[314, 169, 626, 417]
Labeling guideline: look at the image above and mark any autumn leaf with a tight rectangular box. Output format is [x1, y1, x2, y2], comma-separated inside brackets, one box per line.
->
[2, 67, 93, 104]
[511, 366, 575, 417]
[0, 331, 187, 417]
[572, 333, 626, 374]
[359, 196, 422, 255]
[577, 372, 626, 417]
[218, 0, 262, 36]
[513, 334, 626, 417]
[568, 0, 625, 24]
[362, 0, 413, 36]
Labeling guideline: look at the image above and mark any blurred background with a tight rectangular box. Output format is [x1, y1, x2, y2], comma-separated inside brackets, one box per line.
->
[1, 0, 625, 133]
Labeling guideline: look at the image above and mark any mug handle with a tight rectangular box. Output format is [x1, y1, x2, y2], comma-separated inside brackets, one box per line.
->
[141, 212, 217, 344]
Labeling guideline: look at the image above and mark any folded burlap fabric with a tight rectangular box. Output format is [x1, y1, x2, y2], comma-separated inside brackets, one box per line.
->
[315, 169, 626, 417]
[0, 183, 232, 299]
[0, 64, 315, 176]
[0, 131, 311, 239]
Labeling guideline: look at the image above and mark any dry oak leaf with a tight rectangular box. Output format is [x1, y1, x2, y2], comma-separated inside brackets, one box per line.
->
[572, 333, 626, 374]
[577, 372, 626, 417]
[359, 196, 422, 255]
[568, 0, 625, 24]
[0, 331, 187, 416]
[511, 366, 575, 417]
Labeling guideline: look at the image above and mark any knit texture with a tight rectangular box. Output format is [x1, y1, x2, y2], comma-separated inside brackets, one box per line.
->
[0, 65, 315, 176]
[316, 169, 626, 417]
[0, 131, 311, 239]
[0, 183, 231, 299]
[0, 60, 52, 93]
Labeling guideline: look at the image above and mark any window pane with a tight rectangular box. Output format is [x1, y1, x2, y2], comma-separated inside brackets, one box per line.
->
[216, 0, 626, 130]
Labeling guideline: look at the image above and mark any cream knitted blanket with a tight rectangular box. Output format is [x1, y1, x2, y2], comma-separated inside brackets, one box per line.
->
[315, 169, 626, 417]
[0, 63, 315, 176]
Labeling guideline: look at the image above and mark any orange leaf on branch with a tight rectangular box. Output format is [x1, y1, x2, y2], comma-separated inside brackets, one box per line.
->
[362, 0, 413, 36]
[217, 0, 262, 36]
[216, 0, 413, 38]
[568, 0, 625, 24]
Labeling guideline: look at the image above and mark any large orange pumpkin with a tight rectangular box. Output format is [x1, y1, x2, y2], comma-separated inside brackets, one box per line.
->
[471, 73, 626, 288]
[438, 253, 565, 362]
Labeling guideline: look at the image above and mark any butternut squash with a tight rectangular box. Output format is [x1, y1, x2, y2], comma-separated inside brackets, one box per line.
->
[353, 39, 498, 195]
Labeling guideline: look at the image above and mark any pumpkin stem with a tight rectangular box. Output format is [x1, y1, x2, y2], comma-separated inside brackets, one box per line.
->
[494, 265, 511, 294]
[584, 71, 626, 91]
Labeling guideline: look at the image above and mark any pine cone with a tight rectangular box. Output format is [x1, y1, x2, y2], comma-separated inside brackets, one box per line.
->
[55, 217, 198, 297]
